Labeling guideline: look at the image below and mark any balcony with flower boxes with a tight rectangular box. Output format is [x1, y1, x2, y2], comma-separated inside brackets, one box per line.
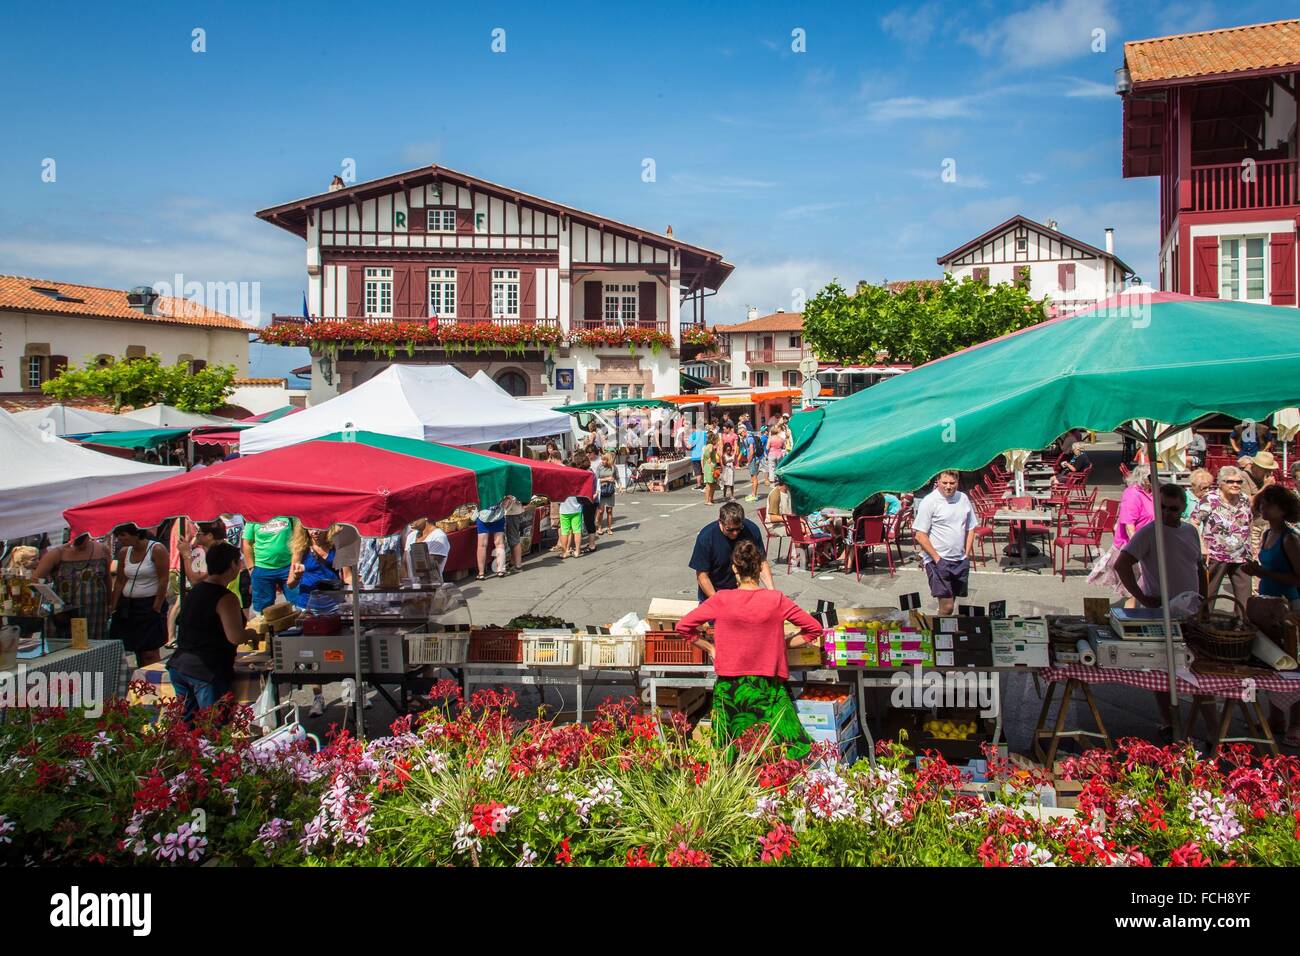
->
[745, 347, 805, 365]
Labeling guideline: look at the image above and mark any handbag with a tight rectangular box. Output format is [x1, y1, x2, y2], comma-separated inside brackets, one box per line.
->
[599, 479, 616, 498]
[476, 504, 505, 525]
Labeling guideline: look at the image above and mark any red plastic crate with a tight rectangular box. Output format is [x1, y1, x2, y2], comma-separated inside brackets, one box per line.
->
[643, 631, 709, 665]
[467, 629, 523, 663]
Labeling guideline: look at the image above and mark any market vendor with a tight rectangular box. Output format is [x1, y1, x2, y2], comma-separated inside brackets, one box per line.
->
[169, 542, 247, 725]
[1115, 485, 1203, 610]
[689, 501, 772, 599]
[676, 539, 822, 759]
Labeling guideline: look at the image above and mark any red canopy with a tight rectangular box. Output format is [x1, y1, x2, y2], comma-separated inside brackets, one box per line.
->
[468, 447, 595, 500]
[65, 438, 480, 538]
[191, 408, 304, 446]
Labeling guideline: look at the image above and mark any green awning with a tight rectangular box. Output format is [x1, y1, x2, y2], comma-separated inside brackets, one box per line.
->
[679, 371, 712, 389]
[315, 431, 532, 507]
[79, 427, 191, 450]
[779, 293, 1300, 513]
[553, 399, 675, 413]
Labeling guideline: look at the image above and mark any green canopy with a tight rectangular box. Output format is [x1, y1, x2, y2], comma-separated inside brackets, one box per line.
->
[553, 399, 675, 413]
[78, 427, 191, 449]
[315, 431, 532, 507]
[779, 293, 1300, 513]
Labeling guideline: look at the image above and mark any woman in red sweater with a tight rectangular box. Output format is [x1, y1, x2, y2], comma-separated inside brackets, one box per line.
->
[675, 539, 823, 758]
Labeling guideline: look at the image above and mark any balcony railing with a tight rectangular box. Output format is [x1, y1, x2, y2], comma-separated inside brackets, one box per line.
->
[429, 316, 560, 328]
[745, 348, 804, 364]
[573, 318, 670, 335]
[1190, 158, 1297, 214]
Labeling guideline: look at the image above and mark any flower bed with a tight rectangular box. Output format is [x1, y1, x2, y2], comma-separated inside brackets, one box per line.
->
[2, 682, 1298, 867]
[257, 320, 674, 356]
[679, 326, 720, 350]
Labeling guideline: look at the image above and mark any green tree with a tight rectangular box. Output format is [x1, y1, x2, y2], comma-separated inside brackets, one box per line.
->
[802, 274, 1048, 366]
[42, 355, 237, 413]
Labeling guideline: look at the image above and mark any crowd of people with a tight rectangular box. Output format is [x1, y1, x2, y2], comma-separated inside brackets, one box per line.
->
[683, 412, 794, 505]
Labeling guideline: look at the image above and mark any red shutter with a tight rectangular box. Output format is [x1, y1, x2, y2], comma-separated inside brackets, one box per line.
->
[457, 269, 474, 320]
[584, 281, 603, 323]
[456, 209, 473, 234]
[190, 359, 207, 374]
[474, 269, 491, 319]
[393, 267, 410, 319]
[346, 266, 364, 317]
[1270, 232, 1297, 306]
[972, 267, 989, 285]
[638, 281, 657, 326]
[1058, 263, 1076, 291]
[409, 207, 426, 234]
[48, 354, 68, 378]
[1192, 237, 1219, 298]
[520, 268, 537, 319]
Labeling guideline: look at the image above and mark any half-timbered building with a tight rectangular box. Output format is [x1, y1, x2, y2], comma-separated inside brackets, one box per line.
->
[256, 165, 731, 405]
[1118, 19, 1299, 304]
[936, 216, 1134, 315]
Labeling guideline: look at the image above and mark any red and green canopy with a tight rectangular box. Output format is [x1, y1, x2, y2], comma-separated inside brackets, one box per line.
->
[65, 430, 592, 537]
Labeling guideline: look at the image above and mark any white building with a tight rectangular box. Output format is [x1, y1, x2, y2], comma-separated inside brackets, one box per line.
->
[936, 215, 1135, 314]
[0, 275, 253, 407]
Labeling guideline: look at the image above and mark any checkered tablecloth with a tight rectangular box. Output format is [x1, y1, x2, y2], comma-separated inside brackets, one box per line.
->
[5, 639, 124, 703]
[1042, 663, 1300, 701]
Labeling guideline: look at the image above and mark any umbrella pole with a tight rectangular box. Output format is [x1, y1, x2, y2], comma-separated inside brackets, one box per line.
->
[351, 564, 365, 740]
[1144, 427, 1183, 741]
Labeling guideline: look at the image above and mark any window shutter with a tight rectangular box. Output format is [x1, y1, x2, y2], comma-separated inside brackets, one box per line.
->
[393, 267, 411, 319]
[1192, 237, 1219, 298]
[474, 269, 491, 319]
[455, 209, 473, 234]
[346, 266, 364, 317]
[1270, 232, 1297, 306]
[457, 269, 474, 319]
[973, 267, 989, 285]
[190, 359, 207, 374]
[1014, 266, 1030, 289]
[48, 354, 68, 379]
[584, 281, 603, 322]
[520, 268, 537, 319]
[638, 281, 657, 325]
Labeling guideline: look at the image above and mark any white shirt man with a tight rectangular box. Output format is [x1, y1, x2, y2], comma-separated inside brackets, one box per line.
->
[913, 471, 978, 615]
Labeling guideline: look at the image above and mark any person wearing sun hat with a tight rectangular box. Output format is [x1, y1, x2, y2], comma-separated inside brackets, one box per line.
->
[1242, 450, 1280, 562]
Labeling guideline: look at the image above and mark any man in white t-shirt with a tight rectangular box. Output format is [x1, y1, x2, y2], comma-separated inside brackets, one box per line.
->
[1115, 484, 1203, 608]
[913, 470, 978, 615]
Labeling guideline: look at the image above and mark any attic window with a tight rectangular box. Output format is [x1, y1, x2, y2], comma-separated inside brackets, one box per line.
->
[29, 285, 85, 303]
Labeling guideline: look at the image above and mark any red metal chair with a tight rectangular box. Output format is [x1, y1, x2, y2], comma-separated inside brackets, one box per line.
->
[989, 462, 1011, 481]
[1065, 487, 1098, 516]
[782, 514, 834, 575]
[848, 516, 895, 579]
[970, 496, 999, 564]
[1118, 463, 1131, 479]
[757, 506, 786, 562]
[1007, 496, 1053, 552]
[1053, 509, 1104, 581]
[886, 507, 914, 562]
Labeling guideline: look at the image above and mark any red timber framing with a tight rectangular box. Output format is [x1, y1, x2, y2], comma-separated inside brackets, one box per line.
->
[1122, 50, 1300, 305]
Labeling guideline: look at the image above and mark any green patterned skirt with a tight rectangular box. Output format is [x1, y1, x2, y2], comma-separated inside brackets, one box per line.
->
[711, 674, 811, 760]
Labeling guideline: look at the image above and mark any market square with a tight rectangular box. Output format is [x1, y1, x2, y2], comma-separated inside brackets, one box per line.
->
[2, 3, 1300, 906]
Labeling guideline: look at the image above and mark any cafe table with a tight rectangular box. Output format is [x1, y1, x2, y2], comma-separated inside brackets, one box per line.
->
[993, 508, 1053, 573]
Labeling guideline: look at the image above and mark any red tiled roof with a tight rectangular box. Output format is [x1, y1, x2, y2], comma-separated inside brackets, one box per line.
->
[1124, 19, 1300, 86]
[233, 377, 287, 386]
[0, 275, 255, 332]
[716, 312, 804, 334]
[885, 279, 943, 293]
[0, 395, 116, 414]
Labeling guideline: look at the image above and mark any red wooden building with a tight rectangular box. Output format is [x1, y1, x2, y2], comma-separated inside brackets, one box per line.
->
[1118, 19, 1299, 304]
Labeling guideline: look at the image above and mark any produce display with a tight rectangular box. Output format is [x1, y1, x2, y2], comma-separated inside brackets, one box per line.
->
[922, 718, 980, 740]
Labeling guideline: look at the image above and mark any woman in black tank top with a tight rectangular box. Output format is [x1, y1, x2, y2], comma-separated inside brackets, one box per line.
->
[167, 543, 245, 723]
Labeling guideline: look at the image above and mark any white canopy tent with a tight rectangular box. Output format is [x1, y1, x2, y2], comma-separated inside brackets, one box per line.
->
[470, 369, 514, 398]
[0, 408, 182, 540]
[11, 404, 152, 437]
[239, 364, 572, 454]
[125, 405, 229, 428]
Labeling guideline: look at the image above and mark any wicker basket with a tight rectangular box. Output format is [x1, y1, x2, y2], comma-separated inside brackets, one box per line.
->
[1184, 594, 1256, 664]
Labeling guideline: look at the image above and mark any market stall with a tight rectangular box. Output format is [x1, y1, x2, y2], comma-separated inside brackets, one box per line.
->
[11, 404, 151, 438]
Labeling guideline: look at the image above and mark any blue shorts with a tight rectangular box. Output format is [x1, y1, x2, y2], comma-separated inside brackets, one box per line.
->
[748, 457, 762, 476]
[924, 556, 970, 599]
[476, 517, 506, 535]
[251, 565, 300, 612]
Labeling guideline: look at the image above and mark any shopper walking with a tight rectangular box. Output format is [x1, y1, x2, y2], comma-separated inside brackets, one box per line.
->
[913, 471, 977, 616]
[108, 523, 169, 668]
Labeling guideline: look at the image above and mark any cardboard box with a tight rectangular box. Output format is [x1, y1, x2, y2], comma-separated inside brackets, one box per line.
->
[935, 647, 994, 668]
[882, 646, 935, 666]
[933, 630, 992, 651]
[991, 642, 1051, 668]
[646, 598, 699, 631]
[991, 617, 1050, 643]
[931, 615, 993, 642]
[787, 644, 824, 668]
[804, 720, 860, 745]
[835, 737, 861, 765]
[795, 685, 856, 731]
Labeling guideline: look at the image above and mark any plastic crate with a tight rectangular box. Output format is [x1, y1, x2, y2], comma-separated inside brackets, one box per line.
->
[406, 632, 471, 666]
[643, 631, 709, 665]
[521, 630, 582, 667]
[583, 634, 643, 668]
[467, 629, 523, 663]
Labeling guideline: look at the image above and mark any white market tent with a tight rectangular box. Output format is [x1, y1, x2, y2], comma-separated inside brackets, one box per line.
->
[11, 404, 152, 437]
[239, 364, 572, 454]
[126, 404, 230, 428]
[0, 408, 183, 539]
[470, 369, 514, 398]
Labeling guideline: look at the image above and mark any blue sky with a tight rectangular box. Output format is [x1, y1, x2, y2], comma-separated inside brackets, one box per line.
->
[0, 0, 1286, 377]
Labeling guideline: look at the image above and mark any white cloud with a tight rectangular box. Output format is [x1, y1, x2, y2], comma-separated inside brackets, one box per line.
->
[706, 258, 841, 322]
[880, 4, 942, 46]
[668, 173, 779, 194]
[866, 94, 982, 121]
[1063, 76, 1115, 97]
[1019, 171, 1046, 184]
[777, 202, 846, 220]
[962, 0, 1119, 69]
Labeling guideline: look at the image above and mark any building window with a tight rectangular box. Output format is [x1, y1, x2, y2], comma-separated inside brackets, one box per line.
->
[784, 370, 799, 387]
[603, 283, 637, 325]
[428, 268, 457, 318]
[491, 269, 520, 318]
[364, 267, 393, 318]
[788, 335, 802, 349]
[594, 384, 605, 401]
[496, 371, 528, 396]
[26, 355, 44, 389]
[753, 370, 768, 387]
[1219, 237, 1266, 302]
[1058, 263, 1076, 292]
[426, 208, 456, 233]
[1013, 266, 1030, 289]
[972, 267, 990, 285]
[634, 384, 644, 399]
[1015, 237, 1028, 252]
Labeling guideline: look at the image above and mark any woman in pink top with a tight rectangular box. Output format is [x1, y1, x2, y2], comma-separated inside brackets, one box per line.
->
[1114, 464, 1154, 551]
[676, 540, 822, 758]
[765, 425, 787, 484]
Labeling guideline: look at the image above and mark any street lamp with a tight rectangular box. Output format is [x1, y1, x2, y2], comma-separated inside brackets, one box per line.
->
[318, 350, 334, 386]
[1114, 66, 1131, 95]
[543, 351, 555, 389]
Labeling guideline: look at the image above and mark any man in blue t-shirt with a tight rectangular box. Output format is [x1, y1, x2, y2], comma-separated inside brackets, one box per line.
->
[688, 423, 708, 490]
[688, 501, 773, 599]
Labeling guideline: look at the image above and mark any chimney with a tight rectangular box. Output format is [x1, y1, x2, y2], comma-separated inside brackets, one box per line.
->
[1047, 219, 1058, 231]
[328, 175, 346, 192]
[126, 286, 159, 315]
[775, 308, 785, 313]
[746, 306, 759, 321]
[1104, 227, 1114, 254]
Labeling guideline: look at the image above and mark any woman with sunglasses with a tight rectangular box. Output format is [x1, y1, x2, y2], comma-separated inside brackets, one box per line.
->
[1189, 465, 1254, 609]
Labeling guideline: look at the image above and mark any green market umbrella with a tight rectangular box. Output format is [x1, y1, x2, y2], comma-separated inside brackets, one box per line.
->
[77, 427, 191, 450]
[778, 291, 1300, 738]
[553, 398, 676, 413]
